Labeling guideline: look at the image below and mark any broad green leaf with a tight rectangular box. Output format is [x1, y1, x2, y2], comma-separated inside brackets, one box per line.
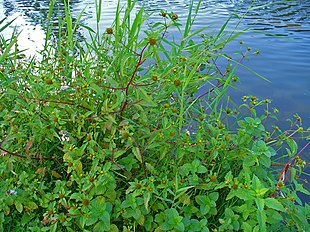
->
[197, 165, 207, 173]
[94, 220, 109, 232]
[265, 198, 285, 212]
[86, 217, 98, 226]
[99, 211, 110, 231]
[256, 188, 269, 196]
[27, 201, 38, 210]
[259, 155, 271, 168]
[255, 198, 265, 211]
[235, 189, 255, 201]
[110, 224, 119, 232]
[226, 190, 236, 200]
[15, 202, 23, 213]
[256, 209, 266, 232]
[209, 192, 219, 202]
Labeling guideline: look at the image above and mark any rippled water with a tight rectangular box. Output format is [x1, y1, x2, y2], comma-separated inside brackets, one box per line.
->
[1, 0, 310, 188]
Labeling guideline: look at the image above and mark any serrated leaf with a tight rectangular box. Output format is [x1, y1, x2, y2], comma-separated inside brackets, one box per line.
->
[257, 188, 269, 196]
[243, 154, 258, 167]
[99, 211, 110, 231]
[265, 198, 285, 212]
[255, 198, 265, 211]
[235, 189, 255, 201]
[259, 155, 271, 168]
[256, 209, 266, 232]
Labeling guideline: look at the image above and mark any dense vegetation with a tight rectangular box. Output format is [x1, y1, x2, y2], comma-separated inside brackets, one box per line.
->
[0, 0, 309, 231]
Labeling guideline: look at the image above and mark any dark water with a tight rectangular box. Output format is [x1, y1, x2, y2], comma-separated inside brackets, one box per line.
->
[1, 0, 310, 190]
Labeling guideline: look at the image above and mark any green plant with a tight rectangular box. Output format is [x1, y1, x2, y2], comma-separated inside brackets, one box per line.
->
[0, 0, 309, 231]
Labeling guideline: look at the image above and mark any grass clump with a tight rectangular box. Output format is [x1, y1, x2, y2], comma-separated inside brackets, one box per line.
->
[0, 0, 309, 231]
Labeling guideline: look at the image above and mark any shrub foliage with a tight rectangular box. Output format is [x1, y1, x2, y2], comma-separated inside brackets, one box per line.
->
[0, 0, 309, 231]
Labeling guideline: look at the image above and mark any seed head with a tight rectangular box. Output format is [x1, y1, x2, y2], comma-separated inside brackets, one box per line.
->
[82, 199, 90, 207]
[122, 132, 129, 140]
[174, 79, 181, 87]
[171, 13, 178, 20]
[210, 176, 217, 182]
[164, 103, 170, 108]
[232, 184, 238, 189]
[46, 79, 53, 85]
[149, 37, 157, 46]
[106, 27, 113, 34]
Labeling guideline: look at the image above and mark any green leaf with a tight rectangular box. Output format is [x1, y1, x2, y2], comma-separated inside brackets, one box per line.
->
[286, 138, 297, 155]
[197, 165, 207, 173]
[99, 211, 110, 231]
[242, 222, 253, 231]
[256, 209, 266, 232]
[256, 188, 269, 196]
[252, 175, 262, 192]
[255, 198, 267, 231]
[132, 147, 142, 163]
[226, 190, 236, 200]
[90, 83, 104, 99]
[0, 212, 4, 224]
[294, 180, 310, 195]
[21, 212, 35, 226]
[114, 149, 126, 159]
[94, 220, 109, 232]
[243, 154, 258, 167]
[209, 192, 219, 202]
[110, 224, 119, 232]
[136, 87, 156, 106]
[180, 164, 191, 176]
[86, 217, 98, 226]
[235, 189, 255, 201]
[259, 155, 271, 168]
[27, 201, 38, 210]
[144, 192, 151, 211]
[15, 202, 23, 213]
[265, 198, 285, 212]
[255, 198, 265, 211]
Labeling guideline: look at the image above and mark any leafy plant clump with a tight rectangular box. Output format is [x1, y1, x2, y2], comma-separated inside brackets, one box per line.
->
[0, 0, 309, 231]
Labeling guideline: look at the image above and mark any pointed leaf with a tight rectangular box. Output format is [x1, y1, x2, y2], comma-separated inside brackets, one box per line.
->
[265, 198, 285, 212]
